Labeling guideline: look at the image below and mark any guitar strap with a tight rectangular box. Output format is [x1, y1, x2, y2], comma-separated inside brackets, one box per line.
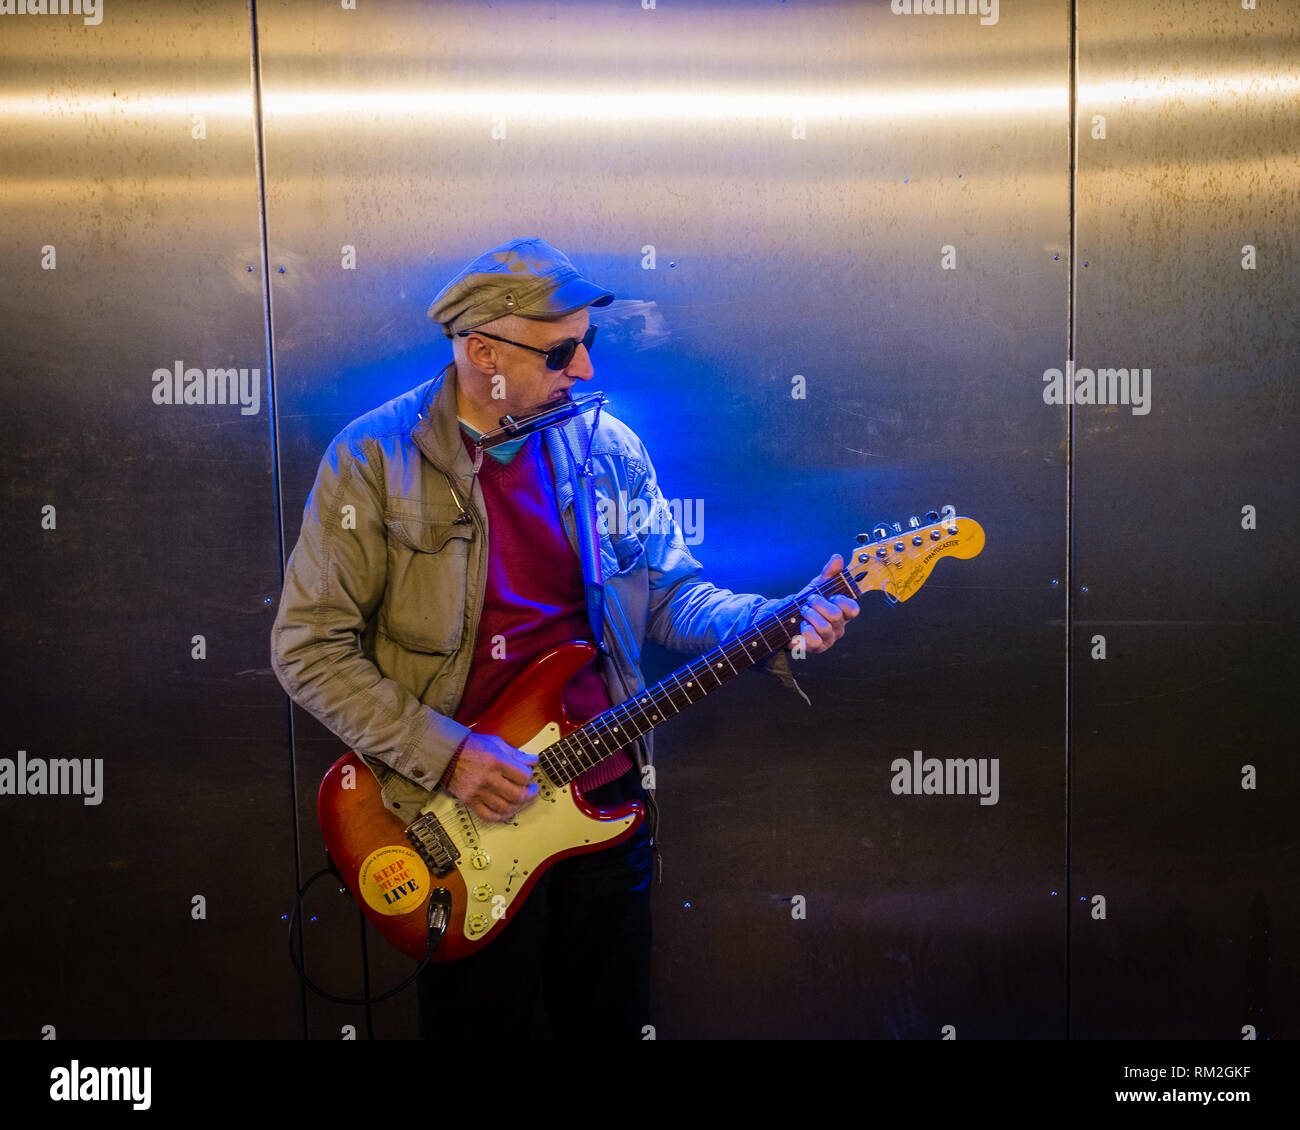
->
[558, 414, 608, 653]
[558, 409, 663, 880]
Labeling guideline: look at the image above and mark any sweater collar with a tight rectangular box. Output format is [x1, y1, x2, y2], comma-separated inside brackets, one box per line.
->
[412, 359, 592, 515]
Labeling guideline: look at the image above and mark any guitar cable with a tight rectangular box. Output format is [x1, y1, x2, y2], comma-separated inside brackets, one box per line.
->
[288, 856, 452, 1006]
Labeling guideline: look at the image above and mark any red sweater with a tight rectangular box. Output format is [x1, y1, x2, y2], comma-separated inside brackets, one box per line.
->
[451, 429, 632, 792]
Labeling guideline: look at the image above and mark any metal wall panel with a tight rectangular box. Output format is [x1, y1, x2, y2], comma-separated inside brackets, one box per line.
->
[0, 1, 296, 1037]
[1071, 0, 1300, 1038]
[258, 0, 1069, 1038]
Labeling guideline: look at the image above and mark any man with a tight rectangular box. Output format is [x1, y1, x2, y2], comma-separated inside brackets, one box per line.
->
[271, 237, 858, 1038]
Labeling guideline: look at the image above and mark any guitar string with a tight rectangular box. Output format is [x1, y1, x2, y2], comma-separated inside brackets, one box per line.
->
[429, 611, 784, 853]
[541, 567, 866, 776]
[422, 526, 962, 858]
[431, 568, 868, 854]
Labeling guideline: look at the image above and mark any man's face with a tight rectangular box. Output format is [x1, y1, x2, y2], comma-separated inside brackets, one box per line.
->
[472, 308, 595, 416]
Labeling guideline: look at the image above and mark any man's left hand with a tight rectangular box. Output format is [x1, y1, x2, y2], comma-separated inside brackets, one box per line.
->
[790, 554, 860, 655]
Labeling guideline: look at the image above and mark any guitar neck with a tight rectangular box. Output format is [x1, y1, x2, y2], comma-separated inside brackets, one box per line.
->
[538, 571, 860, 789]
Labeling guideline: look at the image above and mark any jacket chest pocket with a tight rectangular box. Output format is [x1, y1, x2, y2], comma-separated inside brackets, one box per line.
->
[382, 510, 473, 654]
[596, 499, 647, 579]
[607, 532, 646, 576]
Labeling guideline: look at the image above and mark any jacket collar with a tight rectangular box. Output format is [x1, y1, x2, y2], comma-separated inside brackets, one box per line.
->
[412, 361, 477, 495]
[414, 358, 596, 517]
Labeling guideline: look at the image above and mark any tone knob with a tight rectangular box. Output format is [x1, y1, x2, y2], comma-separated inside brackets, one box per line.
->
[467, 913, 489, 935]
[472, 885, 493, 902]
[470, 851, 491, 870]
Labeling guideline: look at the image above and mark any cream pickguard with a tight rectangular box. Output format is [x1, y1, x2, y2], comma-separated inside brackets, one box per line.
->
[417, 720, 636, 942]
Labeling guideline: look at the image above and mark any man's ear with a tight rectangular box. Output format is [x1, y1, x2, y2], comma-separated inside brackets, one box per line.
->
[462, 334, 499, 376]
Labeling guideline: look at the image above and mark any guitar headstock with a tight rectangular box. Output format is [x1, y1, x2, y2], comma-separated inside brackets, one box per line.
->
[845, 505, 985, 604]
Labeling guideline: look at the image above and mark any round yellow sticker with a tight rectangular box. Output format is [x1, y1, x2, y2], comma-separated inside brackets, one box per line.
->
[357, 845, 430, 917]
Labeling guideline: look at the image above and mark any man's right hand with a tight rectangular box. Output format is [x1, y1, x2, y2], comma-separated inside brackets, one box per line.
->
[443, 733, 539, 823]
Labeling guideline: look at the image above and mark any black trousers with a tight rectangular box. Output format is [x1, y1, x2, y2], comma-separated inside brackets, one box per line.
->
[416, 770, 653, 1040]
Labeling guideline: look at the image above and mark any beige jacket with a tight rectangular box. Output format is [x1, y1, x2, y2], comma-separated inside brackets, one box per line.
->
[270, 363, 804, 830]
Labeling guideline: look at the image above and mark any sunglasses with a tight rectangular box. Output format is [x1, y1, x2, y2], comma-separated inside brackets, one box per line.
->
[457, 325, 598, 371]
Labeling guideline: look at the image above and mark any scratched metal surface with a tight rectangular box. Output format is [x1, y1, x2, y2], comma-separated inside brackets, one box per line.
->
[258, 0, 1069, 1038]
[3, 0, 1291, 1043]
[0, 2, 296, 1036]
[1070, 1, 1300, 1038]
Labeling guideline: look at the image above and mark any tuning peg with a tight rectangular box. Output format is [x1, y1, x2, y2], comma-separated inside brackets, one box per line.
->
[907, 515, 921, 529]
[856, 532, 871, 544]
[871, 525, 890, 542]
[925, 510, 939, 523]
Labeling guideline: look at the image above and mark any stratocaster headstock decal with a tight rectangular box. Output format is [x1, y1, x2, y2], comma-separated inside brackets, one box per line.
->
[847, 509, 985, 603]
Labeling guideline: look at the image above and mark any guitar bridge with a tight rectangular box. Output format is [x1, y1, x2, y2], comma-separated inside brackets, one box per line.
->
[406, 813, 460, 877]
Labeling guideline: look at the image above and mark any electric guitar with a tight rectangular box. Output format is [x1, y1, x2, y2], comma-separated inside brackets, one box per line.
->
[318, 508, 985, 962]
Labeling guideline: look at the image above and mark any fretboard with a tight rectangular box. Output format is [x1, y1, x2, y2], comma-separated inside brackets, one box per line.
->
[539, 570, 859, 787]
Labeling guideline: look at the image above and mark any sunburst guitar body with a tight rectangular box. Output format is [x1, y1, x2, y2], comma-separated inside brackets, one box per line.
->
[319, 642, 639, 963]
